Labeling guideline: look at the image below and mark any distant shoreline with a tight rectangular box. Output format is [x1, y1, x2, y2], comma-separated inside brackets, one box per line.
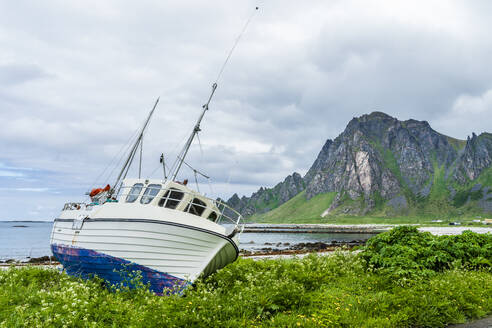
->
[243, 223, 492, 235]
[243, 223, 389, 233]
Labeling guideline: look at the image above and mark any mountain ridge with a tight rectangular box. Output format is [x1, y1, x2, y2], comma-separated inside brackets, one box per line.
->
[226, 112, 492, 219]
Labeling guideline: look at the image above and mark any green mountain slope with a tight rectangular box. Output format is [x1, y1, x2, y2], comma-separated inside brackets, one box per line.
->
[249, 191, 337, 223]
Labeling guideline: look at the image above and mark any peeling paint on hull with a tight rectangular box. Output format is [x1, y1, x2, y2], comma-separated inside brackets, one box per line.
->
[51, 244, 189, 295]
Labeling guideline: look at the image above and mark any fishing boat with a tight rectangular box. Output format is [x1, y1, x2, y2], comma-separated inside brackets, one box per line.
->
[50, 83, 243, 294]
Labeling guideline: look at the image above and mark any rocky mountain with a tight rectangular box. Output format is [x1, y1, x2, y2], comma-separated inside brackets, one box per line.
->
[227, 112, 492, 218]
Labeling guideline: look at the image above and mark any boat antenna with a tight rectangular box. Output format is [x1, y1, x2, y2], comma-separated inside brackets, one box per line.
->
[170, 6, 259, 181]
[160, 153, 167, 180]
[110, 97, 160, 196]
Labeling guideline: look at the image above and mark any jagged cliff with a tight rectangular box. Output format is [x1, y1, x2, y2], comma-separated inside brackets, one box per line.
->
[227, 172, 305, 217]
[227, 112, 492, 218]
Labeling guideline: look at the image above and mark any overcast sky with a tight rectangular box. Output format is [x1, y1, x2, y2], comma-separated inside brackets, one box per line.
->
[1, 0, 492, 221]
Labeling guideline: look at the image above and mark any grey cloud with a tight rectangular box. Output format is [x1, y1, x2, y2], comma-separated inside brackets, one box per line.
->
[2, 1, 492, 220]
[0, 64, 50, 86]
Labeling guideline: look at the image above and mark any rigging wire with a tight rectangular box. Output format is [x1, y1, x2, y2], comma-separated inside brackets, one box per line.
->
[214, 6, 259, 85]
[179, 157, 211, 194]
[102, 116, 149, 185]
[196, 133, 204, 159]
[207, 177, 215, 197]
[111, 97, 160, 194]
[207, 2, 259, 194]
[225, 159, 240, 196]
[167, 120, 197, 179]
[148, 159, 172, 179]
[103, 129, 141, 184]
[87, 125, 141, 191]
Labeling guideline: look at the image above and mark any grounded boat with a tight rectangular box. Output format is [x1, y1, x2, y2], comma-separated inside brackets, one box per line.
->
[50, 83, 242, 294]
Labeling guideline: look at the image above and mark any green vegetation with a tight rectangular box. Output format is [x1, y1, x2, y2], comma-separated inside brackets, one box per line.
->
[446, 136, 467, 152]
[453, 188, 484, 208]
[366, 139, 454, 217]
[427, 163, 448, 202]
[361, 226, 492, 280]
[371, 191, 385, 212]
[368, 145, 458, 218]
[250, 191, 337, 223]
[254, 190, 280, 213]
[1, 227, 491, 327]
[413, 162, 456, 217]
[444, 166, 492, 213]
[477, 166, 492, 188]
[369, 141, 411, 199]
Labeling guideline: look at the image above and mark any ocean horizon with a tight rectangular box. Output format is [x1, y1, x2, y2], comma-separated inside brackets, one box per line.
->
[0, 221, 53, 261]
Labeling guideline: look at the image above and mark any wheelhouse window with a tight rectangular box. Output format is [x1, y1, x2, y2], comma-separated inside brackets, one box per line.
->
[207, 211, 218, 222]
[158, 188, 184, 209]
[126, 183, 143, 203]
[140, 184, 162, 204]
[185, 198, 207, 217]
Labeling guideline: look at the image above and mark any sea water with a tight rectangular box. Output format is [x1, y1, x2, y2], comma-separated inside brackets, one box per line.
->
[0, 221, 374, 261]
[0, 221, 53, 261]
[240, 231, 375, 252]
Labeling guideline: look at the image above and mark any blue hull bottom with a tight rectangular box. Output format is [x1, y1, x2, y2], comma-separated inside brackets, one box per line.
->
[51, 244, 189, 295]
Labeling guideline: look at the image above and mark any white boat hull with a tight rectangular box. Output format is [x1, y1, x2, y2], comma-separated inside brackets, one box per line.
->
[50, 217, 238, 294]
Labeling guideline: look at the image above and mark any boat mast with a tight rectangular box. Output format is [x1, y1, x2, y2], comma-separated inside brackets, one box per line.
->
[110, 97, 160, 196]
[171, 83, 217, 181]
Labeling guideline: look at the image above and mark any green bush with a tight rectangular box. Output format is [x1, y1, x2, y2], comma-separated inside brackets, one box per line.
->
[360, 226, 492, 280]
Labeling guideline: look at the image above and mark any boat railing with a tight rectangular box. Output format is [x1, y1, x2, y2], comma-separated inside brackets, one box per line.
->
[63, 185, 242, 228]
[62, 202, 86, 211]
[213, 198, 243, 227]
